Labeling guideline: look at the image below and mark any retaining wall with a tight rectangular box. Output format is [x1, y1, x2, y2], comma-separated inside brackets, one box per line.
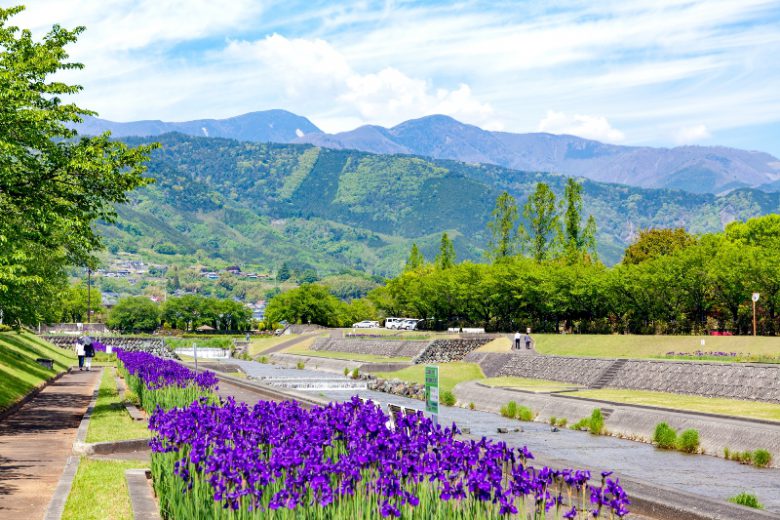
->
[310, 338, 428, 358]
[462, 352, 515, 377]
[44, 335, 174, 359]
[613, 360, 780, 403]
[498, 353, 614, 386]
[413, 338, 492, 364]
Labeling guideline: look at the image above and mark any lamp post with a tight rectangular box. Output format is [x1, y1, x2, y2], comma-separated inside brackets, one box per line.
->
[752, 293, 760, 337]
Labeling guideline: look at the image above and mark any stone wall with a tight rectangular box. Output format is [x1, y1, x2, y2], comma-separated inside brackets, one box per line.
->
[44, 335, 175, 359]
[498, 353, 613, 386]
[367, 377, 425, 401]
[310, 338, 428, 358]
[462, 352, 515, 377]
[413, 339, 492, 364]
[613, 360, 780, 403]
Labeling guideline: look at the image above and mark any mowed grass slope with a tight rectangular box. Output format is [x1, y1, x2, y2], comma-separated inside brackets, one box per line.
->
[485, 334, 780, 359]
[86, 367, 149, 443]
[373, 363, 485, 393]
[0, 332, 75, 411]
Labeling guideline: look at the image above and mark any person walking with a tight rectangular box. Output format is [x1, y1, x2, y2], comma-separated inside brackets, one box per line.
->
[83, 336, 95, 371]
[75, 339, 85, 370]
[513, 331, 521, 349]
[524, 332, 533, 350]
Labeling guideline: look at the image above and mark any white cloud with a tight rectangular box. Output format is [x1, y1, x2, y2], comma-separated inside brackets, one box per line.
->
[217, 35, 499, 131]
[674, 124, 711, 144]
[537, 111, 625, 143]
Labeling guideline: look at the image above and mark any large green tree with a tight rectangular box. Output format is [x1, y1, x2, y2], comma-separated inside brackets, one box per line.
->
[0, 6, 155, 325]
[107, 296, 160, 333]
[486, 191, 519, 261]
[521, 182, 560, 262]
[561, 178, 597, 263]
[436, 233, 456, 270]
[622, 228, 696, 265]
[405, 243, 425, 271]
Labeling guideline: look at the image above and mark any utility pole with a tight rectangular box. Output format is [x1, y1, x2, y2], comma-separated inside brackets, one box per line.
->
[752, 293, 760, 337]
[86, 268, 92, 325]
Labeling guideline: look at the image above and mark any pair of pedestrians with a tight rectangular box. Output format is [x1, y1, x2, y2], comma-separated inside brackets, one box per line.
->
[513, 331, 532, 350]
[75, 336, 96, 370]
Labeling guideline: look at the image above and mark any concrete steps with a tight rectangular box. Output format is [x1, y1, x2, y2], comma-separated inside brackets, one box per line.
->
[589, 358, 629, 389]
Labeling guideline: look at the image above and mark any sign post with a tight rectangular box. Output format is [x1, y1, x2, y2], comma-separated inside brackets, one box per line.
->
[752, 293, 760, 337]
[425, 365, 439, 426]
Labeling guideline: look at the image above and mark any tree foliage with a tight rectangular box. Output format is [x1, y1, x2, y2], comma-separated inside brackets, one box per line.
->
[160, 295, 252, 331]
[436, 233, 456, 270]
[486, 191, 518, 261]
[521, 183, 560, 262]
[622, 228, 696, 265]
[107, 296, 160, 333]
[0, 6, 155, 325]
[369, 215, 780, 335]
[405, 243, 425, 271]
[265, 283, 377, 327]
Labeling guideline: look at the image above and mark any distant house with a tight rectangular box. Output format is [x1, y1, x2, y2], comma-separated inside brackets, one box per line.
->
[225, 265, 241, 274]
[203, 272, 219, 280]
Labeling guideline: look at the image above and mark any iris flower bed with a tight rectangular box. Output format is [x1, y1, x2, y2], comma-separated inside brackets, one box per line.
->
[149, 397, 630, 519]
[116, 350, 219, 411]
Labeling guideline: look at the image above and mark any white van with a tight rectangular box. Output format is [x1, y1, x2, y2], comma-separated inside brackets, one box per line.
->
[384, 317, 404, 329]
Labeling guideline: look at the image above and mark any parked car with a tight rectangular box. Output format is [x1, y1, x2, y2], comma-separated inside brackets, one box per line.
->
[384, 317, 404, 329]
[398, 319, 422, 330]
[352, 320, 379, 329]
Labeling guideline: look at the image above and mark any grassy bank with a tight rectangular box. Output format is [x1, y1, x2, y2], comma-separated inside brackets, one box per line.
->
[86, 367, 149, 443]
[373, 362, 485, 393]
[570, 388, 780, 422]
[62, 459, 148, 520]
[0, 332, 75, 411]
[479, 333, 780, 359]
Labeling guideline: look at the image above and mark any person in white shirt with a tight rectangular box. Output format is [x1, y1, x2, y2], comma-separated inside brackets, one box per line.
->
[75, 340, 85, 370]
[514, 332, 521, 349]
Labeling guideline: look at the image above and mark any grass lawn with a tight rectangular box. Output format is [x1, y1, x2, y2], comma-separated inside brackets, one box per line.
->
[0, 332, 76, 411]
[475, 337, 512, 352]
[248, 334, 300, 356]
[482, 376, 581, 392]
[570, 388, 780, 422]
[283, 336, 412, 363]
[62, 459, 148, 520]
[86, 367, 149, 443]
[373, 362, 485, 393]
[532, 334, 780, 359]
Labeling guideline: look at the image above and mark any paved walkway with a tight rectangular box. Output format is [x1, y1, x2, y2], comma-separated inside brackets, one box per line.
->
[225, 359, 780, 514]
[0, 369, 100, 518]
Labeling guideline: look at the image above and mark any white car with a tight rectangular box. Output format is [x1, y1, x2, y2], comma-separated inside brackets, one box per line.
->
[352, 320, 379, 329]
[398, 319, 421, 330]
[384, 317, 404, 329]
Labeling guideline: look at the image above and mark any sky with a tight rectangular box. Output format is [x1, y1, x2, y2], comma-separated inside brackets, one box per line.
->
[6, 0, 780, 155]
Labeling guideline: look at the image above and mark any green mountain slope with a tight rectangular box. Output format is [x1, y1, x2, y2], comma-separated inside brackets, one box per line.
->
[98, 133, 780, 275]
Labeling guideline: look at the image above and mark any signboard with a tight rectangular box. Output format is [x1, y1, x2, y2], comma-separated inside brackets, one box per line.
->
[425, 365, 439, 415]
[753, 293, 760, 302]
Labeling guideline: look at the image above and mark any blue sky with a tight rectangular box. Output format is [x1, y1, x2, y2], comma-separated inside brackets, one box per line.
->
[9, 0, 780, 155]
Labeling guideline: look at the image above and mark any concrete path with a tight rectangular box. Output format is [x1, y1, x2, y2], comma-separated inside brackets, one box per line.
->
[0, 369, 100, 518]
[224, 358, 780, 514]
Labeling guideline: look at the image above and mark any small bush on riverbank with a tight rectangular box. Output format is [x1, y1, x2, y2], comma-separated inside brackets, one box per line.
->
[752, 449, 772, 468]
[653, 422, 677, 449]
[588, 409, 604, 435]
[729, 492, 763, 509]
[440, 390, 456, 406]
[500, 401, 518, 418]
[677, 429, 700, 453]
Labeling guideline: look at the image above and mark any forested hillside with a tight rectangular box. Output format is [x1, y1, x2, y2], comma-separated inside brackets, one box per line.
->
[98, 133, 780, 276]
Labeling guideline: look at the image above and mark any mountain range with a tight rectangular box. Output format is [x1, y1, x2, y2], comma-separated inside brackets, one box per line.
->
[80, 110, 780, 194]
[98, 133, 780, 276]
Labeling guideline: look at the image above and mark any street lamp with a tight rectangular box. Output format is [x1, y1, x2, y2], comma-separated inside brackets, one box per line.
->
[752, 292, 760, 337]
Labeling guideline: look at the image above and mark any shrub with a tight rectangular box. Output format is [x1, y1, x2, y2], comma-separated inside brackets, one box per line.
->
[549, 416, 557, 426]
[588, 408, 604, 435]
[344, 367, 350, 376]
[728, 492, 763, 509]
[296, 361, 305, 370]
[258, 356, 269, 364]
[440, 391, 456, 406]
[571, 418, 589, 431]
[676, 429, 699, 453]
[516, 405, 534, 422]
[556, 418, 568, 428]
[468, 402, 475, 410]
[653, 422, 677, 449]
[351, 368, 359, 379]
[738, 451, 754, 465]
[500, 401, 518, 418]
[752, 449, 772, 468]
[0, 324, 13, 332]
[723, 447, 730, 460]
